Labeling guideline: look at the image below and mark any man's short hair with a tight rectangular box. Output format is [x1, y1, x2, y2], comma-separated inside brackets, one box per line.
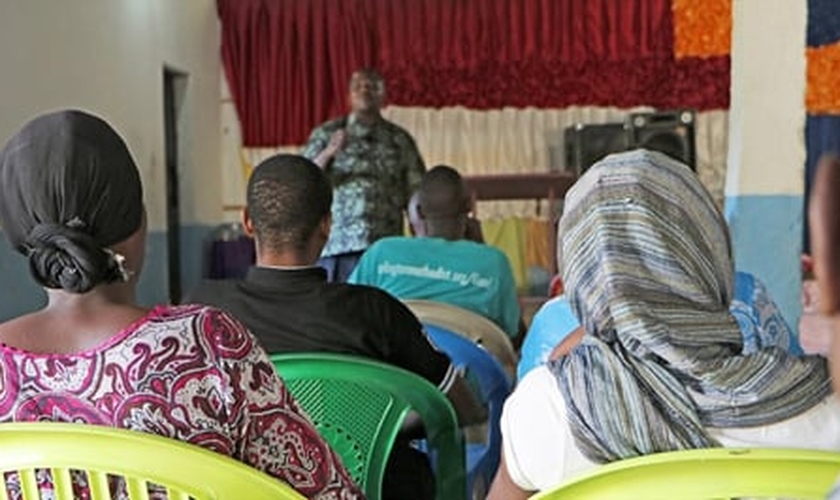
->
[246, 154, 332, 251]
[418, 165, 468, 218]
[350, 68, 385, 90]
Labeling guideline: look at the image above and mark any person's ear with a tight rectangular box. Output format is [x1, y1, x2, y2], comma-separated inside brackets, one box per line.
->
[320, 213, 333, 239]
[242, 209, 255, 237]
[417, 203, 427, 221]
[461, 196, 472, 215]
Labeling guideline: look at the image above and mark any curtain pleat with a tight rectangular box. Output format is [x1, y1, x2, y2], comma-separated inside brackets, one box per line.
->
[218, 0, 728, 146]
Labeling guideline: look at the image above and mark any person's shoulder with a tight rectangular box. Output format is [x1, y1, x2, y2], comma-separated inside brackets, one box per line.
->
[329, 281, 415, 316]
[186, 279, 240, 305]
[312, 116, 348, 134]
[536, 295, 573, 314]
[484, 244, 515, 268]
[145, 303, 209, 320]
[380, 119, 418, 142]
[158, 303, 261, 354]
[368, 236, 415, 252]
[359, 238, 427, 267]
[139, 304, 245, 340]
[149, 303, 238, 325]
[456, 238, 507, 259]
[329, 280, 396, 302]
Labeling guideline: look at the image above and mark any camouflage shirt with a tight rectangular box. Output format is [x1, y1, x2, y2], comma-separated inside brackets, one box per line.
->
[302, 116, 426, 257]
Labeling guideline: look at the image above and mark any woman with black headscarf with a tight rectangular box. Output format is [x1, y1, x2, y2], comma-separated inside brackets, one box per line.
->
[0, 110, 363, 499]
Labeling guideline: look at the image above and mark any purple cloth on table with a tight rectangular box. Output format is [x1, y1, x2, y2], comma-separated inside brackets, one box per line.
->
[208, 236, 255, 280]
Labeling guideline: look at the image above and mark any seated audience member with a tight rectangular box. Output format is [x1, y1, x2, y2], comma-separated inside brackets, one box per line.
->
[517, 296, 578, 380]
[349, 165, 523, 345]
[518, 271, 804, 380]
[809, 154, 840, 500]
[408, 190, 485, 243]
[798, 297, 834, 356]
[187, 154, 485, 500]
[799, 252, 834, 356]
[809, 154, 840, 387]
[487, 150, 840, 500]
[0, 111, 361, 499]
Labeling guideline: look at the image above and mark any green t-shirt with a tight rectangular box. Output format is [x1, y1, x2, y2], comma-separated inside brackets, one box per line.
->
[348, 237, 521, 339]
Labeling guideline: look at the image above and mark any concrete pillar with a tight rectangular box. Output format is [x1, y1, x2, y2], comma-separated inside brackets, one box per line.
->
[724, 0, 807, 327]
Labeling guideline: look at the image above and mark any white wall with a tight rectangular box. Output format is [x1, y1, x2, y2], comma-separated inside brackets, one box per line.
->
[0, 0, 222, 230]
[726, 0, 807, 197]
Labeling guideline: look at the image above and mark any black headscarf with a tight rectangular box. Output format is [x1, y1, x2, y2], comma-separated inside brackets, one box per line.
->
[0, 110, 144, 293]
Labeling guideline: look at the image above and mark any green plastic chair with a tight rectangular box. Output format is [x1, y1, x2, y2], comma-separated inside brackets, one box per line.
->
[530, 447, 840, 500]
[0, 421, 305, 499]
[271, 352, 467, 500]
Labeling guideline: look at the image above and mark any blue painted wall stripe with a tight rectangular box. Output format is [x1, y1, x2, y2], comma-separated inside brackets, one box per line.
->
[725, 194, 803, 330]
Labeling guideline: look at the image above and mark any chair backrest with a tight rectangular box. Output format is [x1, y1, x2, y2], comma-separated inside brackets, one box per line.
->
[424, 325, 511, 494]
[402, 299, 518, 379]
[530, 447, 840, 500]
[271, 353, 466, 500]
[0, 422, 305, 499]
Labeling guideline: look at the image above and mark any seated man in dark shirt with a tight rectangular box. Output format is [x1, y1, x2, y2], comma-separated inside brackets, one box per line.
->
[187, 154, 485, 500]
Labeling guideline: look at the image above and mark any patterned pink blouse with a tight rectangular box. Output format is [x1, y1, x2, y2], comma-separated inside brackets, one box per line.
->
[0, 305, 363, 499]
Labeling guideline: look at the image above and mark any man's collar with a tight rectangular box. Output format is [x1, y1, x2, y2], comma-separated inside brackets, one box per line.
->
[245, 265, 328, 288]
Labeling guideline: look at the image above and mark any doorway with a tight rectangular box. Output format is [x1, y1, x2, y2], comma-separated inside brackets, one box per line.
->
[163, 67, 188, 304]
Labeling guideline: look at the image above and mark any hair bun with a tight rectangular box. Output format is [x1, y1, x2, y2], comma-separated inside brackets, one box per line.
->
[26, 223, 113, 293]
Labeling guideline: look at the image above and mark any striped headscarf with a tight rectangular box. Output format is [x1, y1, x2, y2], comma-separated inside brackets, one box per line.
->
[551, 150, 831, 463]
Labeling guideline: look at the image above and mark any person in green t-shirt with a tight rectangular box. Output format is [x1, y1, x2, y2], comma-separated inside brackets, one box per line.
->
[349, 165, 524, 346]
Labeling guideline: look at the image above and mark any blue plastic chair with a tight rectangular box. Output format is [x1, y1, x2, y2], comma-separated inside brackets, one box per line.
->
[424, 324, 512, 500]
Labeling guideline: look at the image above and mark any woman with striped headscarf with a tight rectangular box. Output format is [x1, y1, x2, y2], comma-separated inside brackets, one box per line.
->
[488, 149, 840, 499]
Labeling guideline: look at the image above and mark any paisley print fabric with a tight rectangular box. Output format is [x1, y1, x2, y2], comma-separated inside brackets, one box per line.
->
[730, 271, 802, 355]
[0, 305, 362, 500]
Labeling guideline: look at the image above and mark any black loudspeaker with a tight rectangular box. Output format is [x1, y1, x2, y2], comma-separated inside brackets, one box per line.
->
[563, 110, 697, 174]
[564, 122, 630, 175]
[627, 110, 696, 171]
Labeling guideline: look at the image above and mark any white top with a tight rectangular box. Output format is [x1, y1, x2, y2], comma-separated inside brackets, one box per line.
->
[502, 365, 840, 492]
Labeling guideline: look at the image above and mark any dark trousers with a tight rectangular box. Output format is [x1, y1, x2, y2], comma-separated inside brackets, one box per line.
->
[383, 438, 436, 500]
[317, 251, 364, 283]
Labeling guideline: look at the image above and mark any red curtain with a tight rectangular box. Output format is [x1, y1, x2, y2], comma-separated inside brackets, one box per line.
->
[219, 0, 729, 146]
[219, 0, 375, 147]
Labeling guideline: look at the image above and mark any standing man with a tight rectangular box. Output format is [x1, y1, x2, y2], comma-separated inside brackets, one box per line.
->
[303, 68, 425, 282]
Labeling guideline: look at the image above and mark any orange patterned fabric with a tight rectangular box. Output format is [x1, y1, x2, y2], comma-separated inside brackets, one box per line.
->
[807, 42, 840, 114]
[673, 0, 732, 59]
